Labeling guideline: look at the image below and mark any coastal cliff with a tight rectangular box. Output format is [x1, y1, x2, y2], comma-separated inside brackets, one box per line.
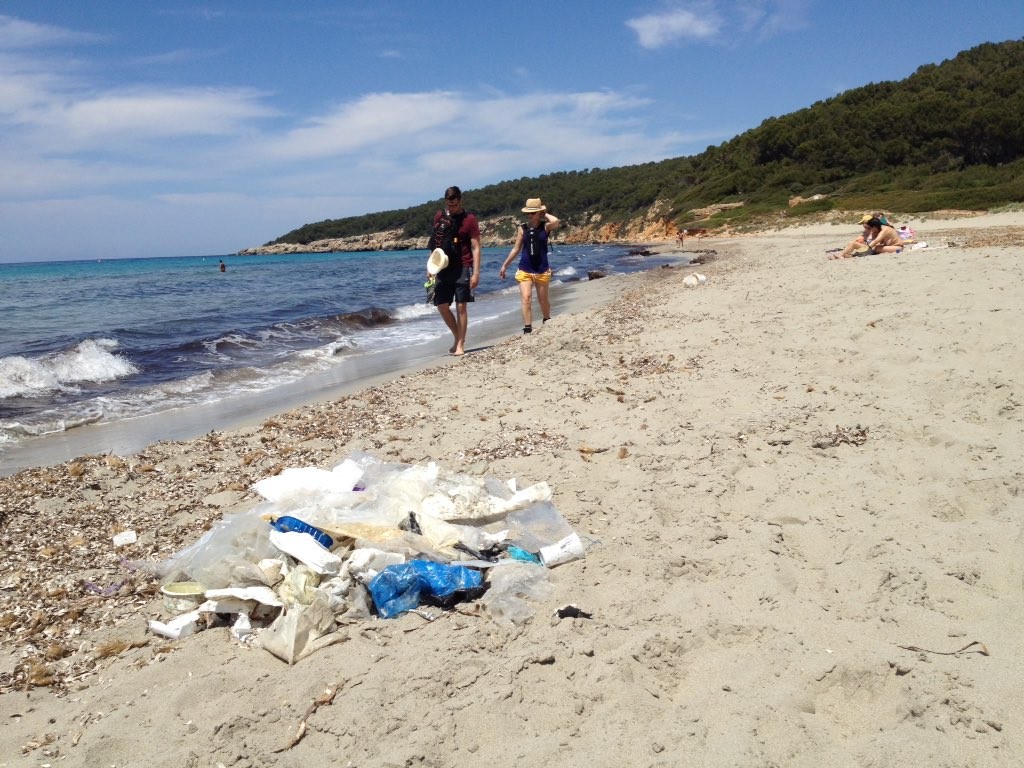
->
[236, 200, 693, 255]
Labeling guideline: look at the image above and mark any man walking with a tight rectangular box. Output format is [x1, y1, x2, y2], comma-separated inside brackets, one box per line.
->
[429, 186, 481, 356]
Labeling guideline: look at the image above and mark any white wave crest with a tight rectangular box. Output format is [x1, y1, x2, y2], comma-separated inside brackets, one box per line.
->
[391, 302, 436, 321]
[0, 338, 139, 398]
[295, 339, 357, 361]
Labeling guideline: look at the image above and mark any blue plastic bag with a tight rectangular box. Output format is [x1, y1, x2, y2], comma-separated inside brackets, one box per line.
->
[367, 560, 485, 618]
[507, 545, 541, 564]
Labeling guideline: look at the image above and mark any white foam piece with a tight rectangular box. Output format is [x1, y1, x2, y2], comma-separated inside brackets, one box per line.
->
[268, 529, 342, 575]
[148, 610, 201, 640]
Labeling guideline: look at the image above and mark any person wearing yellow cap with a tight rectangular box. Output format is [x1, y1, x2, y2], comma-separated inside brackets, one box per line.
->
[829, 215, 875, 259]
[499, 198, 561, 334]
[830, 214, 903, 259]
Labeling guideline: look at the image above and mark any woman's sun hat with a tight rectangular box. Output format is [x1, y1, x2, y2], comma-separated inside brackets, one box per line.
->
[426, 248, 449, 275]
[522, 198, 547, 213]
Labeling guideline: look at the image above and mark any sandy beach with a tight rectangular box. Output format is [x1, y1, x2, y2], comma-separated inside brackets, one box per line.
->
[2, 211, 1022, 767]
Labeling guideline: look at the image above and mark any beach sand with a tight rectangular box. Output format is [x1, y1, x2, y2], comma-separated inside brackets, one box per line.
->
[1, 212, 1022, 767]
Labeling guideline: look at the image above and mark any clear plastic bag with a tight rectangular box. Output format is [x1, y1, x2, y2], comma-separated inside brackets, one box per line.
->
[158, 504, 279, 588]
[480, 561, 553, 626]
[503, 501, 575, 553]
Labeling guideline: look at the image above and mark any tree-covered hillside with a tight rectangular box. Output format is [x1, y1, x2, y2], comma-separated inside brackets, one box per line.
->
[269, 39, 1024, 246]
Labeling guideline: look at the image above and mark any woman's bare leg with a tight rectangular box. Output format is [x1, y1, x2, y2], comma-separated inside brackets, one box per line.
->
[536, 281, 551, 321]
[519, 280, 534, 328]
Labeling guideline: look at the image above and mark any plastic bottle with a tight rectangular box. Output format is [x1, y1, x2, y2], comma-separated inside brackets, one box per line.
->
[269, 515, 334, 549]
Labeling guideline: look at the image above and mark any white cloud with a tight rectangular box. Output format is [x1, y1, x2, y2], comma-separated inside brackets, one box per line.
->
[0, 78, 698, 259]
[751, 0, 811, 39]
[253, 88, 677, 190]
[626, 7, 722, 49]
[129, 47, 223, 67]
[0, 151, 171, 196]
[0, 14, 103, 49]
[0, 63, 62, 115]
[50, 88, 277, 145]
[0, 20, 276, 152]
[626, 1, 807, 49]
[265, 91, 463, 160]
[1, 80, 691, 205]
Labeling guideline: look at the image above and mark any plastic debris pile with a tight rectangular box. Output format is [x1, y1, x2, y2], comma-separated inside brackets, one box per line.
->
[151, 452, 584, 663]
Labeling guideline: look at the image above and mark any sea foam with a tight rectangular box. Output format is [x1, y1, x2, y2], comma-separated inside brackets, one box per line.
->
[0, 338, 138, 398]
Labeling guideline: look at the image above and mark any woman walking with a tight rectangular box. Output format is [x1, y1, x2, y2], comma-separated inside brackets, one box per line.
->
[499, 198, 560, 334]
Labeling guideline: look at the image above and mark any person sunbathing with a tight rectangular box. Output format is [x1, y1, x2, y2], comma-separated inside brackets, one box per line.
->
[828, 215, 874, 259]
[829, 216, 905, 259]
[861, 218, 904, 254]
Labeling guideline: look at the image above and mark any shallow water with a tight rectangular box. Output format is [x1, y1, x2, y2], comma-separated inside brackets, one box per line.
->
[1, 245, 681, 473]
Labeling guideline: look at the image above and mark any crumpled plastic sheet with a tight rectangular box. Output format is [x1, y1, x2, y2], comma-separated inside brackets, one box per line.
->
[367, 560, 485, 619]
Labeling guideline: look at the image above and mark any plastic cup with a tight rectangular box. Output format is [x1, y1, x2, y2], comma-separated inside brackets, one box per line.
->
[539, 533, 585, 567]
[160, 581, 206, 613]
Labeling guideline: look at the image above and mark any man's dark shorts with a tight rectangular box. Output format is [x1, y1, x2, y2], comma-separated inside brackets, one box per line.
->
[432, 265, 474, 306]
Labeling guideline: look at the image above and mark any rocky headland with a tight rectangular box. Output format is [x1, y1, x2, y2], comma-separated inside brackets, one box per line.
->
[236, 201, 697, 255]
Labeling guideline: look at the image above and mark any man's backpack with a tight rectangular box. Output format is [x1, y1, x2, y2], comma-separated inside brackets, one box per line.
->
[430, 211, 465, 280]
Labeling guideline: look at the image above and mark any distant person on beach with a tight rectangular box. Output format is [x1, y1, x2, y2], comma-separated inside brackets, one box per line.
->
[219, 260, 226, 272]
[861, 218, 904, 253]
[678, 229, 688, 248]
[829, 214, 875, 259]
[499, 198, 561, 334]
[830, 216, 904, 259]
[428, 186, 481, 356]
[898, 224, 916, 240]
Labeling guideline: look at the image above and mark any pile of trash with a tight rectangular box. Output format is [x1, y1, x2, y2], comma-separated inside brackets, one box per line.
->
[150, 452, 585, 663]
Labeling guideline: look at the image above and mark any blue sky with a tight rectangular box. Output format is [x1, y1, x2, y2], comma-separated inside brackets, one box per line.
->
[2, 2, 1022, 262]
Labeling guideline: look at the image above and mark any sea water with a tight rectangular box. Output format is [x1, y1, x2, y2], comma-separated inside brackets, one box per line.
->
[0, 245, 676, 473]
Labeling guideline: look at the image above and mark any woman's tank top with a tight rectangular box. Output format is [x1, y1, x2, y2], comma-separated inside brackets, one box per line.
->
[518, 223, 550, 273]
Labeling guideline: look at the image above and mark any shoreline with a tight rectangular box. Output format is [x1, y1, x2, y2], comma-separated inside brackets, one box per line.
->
[2, 213, 1022, 766]
[0, 256, 678, 477]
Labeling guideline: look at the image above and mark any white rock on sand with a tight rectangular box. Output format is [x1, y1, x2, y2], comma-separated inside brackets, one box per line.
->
[1, 213, 1022, 767]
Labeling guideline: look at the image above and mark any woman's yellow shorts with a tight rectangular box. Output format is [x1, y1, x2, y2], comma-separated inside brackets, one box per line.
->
[515, 269, 552, 283]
